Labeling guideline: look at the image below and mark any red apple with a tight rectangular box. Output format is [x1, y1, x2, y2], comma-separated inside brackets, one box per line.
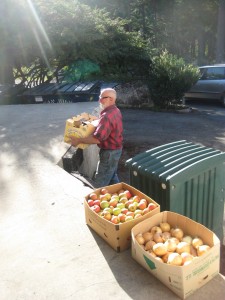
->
[124, 190, 132, 199]
[125, 199, 133, 208]
[109, 198, 118, 207]
[140, 198, 148, 205]
[87, 199, 94, 207]
[132, 195, 140, 203]
[89, 192, 98, 200]
[138, 200, 147, 210]
[148, 203, 157, 210]
[118, 213, 126, 223]
[121, 208, 128, 215]
[126, 211, 134, 218]
[91, 204, 100, 213]
[93, 199, 100, 206]
[111, 215, 120, 224]
[142, 207, 150, 215]
[100, 188, 108, 195]
[94, 199, 100, 206]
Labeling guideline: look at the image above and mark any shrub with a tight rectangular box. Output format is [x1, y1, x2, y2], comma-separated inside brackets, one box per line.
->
[149, 51, 200, 108]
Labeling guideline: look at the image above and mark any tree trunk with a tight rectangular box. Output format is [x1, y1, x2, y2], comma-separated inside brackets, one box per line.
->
[216, 0, 225, 63]
[0, 1, 15, 84]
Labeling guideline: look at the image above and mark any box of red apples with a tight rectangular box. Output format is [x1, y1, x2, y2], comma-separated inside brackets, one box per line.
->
[84, 182, 160, 252]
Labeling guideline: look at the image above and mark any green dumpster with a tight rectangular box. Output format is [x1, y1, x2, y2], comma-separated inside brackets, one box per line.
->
[125, 140, 225, 241]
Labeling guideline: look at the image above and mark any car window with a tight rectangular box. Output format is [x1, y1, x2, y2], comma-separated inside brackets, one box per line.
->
[201, 67, 225, 80]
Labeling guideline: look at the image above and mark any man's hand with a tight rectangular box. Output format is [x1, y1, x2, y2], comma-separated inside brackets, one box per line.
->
[69, 136, 81, 147]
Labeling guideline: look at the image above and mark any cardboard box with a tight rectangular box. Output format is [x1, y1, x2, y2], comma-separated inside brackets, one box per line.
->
[64, 113, 98, 149]
[84, 182, 160, 252]
[131, 211, 220, 299]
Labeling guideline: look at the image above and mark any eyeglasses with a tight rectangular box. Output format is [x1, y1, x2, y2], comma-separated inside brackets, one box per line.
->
[99, 96, 111, 100]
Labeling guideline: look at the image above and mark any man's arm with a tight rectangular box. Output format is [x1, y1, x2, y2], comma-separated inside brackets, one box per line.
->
[69, 135, 100, 147]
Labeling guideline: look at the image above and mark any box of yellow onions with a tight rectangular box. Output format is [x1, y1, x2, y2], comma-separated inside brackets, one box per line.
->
[131, 211, 220, 299]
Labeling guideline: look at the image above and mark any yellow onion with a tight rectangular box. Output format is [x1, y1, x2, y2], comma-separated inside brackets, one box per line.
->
[165, 238, 177, 252]
[153, 243, 167, 256]
[167, 253, 183, 266]
[153, 232, 163, 243]
[176, 242, 191, 254]
[160, 222, 171, 232]
[151, 226, 162, 235]
[155, 257, 163, 263]
[197, 245, 210, 256]
[142, 232, 153, 243]
[182, 235, 193, 245]
[170, 237, 180, 245]
[181, 252, 194, 266]
[162, 231, 171, 242]
[171, 227, 184, 241]
[190, 245, 198, 257]
[192, 237, 203, 249]
[145, 240, 156, 251]
[162, 252, 173, 263]
[135, 233, 145, 245]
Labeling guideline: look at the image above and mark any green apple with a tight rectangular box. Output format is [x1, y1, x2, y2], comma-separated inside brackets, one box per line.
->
[113, 207, 121, 216]
[128, 203, 136, 212]
[117, 203, 125, 209]
[125, 215, 133, 222]
[104, 207, 113, 214]
[100, 200, 109, 209]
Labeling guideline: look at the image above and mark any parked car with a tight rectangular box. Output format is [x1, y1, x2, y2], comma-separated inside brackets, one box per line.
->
[184, 64, 225, 107]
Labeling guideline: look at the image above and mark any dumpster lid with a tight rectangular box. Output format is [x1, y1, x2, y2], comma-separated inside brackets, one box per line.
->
[126, 140, 225, 183]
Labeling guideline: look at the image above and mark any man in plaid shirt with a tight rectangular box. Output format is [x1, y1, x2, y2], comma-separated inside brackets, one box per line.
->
[70, 88, 123, 187]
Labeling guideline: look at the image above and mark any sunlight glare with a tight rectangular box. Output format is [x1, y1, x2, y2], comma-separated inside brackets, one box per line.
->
[26, 0, 53, 69]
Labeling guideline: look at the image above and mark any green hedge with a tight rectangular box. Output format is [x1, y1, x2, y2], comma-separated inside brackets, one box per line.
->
[149, 51, 200, 108]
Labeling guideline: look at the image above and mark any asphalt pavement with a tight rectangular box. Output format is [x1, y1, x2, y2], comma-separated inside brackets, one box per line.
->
[0, 102, 225, 300]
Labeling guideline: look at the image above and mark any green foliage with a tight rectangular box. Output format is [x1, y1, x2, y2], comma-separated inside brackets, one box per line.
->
[61, 60, 100, 82]
[149, 51, 200, 108]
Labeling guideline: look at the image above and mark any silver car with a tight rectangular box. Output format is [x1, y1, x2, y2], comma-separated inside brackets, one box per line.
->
[184, 64, 225, 107]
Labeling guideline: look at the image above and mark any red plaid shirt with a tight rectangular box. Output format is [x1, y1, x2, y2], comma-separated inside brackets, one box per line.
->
[93, 105, 123, 150]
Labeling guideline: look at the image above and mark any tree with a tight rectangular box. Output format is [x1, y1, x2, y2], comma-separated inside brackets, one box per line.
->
[0, 0, 150, 86]
[216, 0, 225, 62]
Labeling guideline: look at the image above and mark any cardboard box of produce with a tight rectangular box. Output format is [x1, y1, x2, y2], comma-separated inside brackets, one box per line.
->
[131, 211, 220, 299]
[64, 112, 98, 149]
[84, 182, 160, 252]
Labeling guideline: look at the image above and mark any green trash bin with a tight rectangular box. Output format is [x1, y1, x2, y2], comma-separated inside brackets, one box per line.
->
[125, 140, 225, 241]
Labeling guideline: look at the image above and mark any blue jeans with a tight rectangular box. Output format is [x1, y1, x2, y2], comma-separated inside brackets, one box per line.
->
[93, 148, 122, 188]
